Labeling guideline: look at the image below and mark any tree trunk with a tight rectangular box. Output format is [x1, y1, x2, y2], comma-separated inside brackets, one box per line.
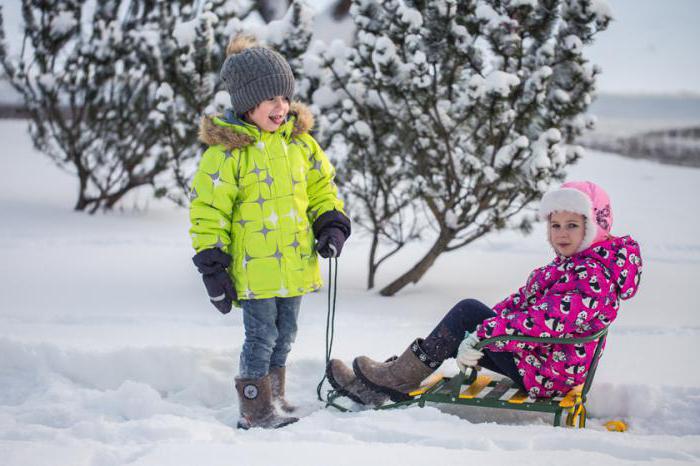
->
[74, 196, 89, 211]
[332, 0, 351, 20]
[73, 170, 90, 212]
[104, 188, 131, 211]
[367, 231, 380, 290]
[257, 0, 291, 22]
[379, 230, 454, 296]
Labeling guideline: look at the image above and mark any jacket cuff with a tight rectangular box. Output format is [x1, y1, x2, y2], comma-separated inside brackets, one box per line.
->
[312, 209, 351, 239]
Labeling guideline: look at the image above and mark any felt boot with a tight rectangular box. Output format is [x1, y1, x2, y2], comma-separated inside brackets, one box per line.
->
[235, 374, 298, 430]
[326, 359, 389, 407]
[353, 339, 440, 402]
[269, 366, 296, 413]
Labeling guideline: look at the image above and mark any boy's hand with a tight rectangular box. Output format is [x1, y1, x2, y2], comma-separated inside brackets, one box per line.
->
[312, 210, 351, 259]
[201, 270, 236, 314]
[193, 248, 237, 314]
[316, 227, 346, 258]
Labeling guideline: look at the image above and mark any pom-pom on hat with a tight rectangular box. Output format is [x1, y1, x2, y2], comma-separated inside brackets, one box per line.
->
[219, 35, 295, 114]
[539, 180, 613, 252]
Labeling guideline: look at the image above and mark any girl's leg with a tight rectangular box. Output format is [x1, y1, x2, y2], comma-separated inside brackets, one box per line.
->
[421, 298, 525, 389]
[479, 350, 525, 390]
[421, 299, 496, 361]
[239, 298, 279, 379]
[269, 296, 302, 368]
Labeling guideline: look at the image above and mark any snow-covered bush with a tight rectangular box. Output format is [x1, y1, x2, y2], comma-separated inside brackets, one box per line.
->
[0, 0, 313, 212]
[309, 0, 610, 294]
[153, 0, 314, 207]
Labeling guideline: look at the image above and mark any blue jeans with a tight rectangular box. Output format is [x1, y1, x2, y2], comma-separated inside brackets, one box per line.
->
[239, 296, 302, 379]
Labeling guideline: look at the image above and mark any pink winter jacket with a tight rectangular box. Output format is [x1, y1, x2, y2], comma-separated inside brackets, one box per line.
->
[476, 236, 642, 398]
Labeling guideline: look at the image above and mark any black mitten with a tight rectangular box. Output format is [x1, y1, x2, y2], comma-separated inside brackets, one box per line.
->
[312, 210, 351, 259]
[192, 249, 237, 314]
[315, 227, 347, 258]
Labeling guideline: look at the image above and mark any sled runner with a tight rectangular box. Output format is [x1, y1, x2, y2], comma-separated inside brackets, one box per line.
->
[326, 327, 609, 428]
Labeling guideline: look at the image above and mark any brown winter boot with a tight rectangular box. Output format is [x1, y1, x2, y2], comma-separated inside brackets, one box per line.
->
[353, 339, 440, 402]
[269, 366, 296, 413]
[326, 359, 389, 407]
[235, 374, 299, 430]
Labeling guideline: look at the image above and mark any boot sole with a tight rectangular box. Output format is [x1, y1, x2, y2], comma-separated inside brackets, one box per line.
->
[237, 416, 299, 430]
[352, 358, 412, 403]
[274, 416, 299, 429]
[325, 362, 367, 405]
[277, 403, 297, 414]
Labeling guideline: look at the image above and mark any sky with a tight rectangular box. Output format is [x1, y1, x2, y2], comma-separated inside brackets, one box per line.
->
[1, 0, 699, 95]
[585, 0, 700, 95]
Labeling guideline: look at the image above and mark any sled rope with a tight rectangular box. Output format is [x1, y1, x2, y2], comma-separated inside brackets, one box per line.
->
[316, 254, 339, 402]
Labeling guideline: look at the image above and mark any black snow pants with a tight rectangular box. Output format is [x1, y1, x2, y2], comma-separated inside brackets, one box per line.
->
[421, 298, 525, 390]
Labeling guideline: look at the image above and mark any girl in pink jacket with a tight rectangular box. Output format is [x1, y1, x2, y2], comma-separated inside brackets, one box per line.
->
[327, 181, 642, 404]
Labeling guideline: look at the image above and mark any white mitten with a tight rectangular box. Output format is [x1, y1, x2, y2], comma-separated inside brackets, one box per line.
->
[456, 332, 483, 373]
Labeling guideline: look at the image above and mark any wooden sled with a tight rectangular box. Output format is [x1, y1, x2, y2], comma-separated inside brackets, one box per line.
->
[326, 327, 609, 428]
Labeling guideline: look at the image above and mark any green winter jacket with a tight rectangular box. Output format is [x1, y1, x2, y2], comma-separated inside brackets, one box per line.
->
[189, 102, 345, 304]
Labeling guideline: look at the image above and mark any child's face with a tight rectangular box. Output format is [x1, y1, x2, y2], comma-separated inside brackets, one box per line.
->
[548, 211, 586, 257]
[246, 96, 290, 132]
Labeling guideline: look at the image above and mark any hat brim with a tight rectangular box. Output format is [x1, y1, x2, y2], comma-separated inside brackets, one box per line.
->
[539, 188, 597, 252]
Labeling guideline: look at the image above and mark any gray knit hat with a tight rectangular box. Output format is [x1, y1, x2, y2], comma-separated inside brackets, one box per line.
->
[220, 36, 295, 114]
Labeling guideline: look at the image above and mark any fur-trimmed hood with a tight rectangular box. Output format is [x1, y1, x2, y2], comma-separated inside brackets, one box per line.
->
[198, 101, 315, 150]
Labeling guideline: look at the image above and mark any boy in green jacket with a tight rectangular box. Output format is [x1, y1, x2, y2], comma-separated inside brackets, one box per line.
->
[189, 36, 350, 429]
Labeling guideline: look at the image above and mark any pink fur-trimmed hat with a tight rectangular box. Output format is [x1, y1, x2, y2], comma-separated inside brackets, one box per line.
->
[539, 180, 613, 252]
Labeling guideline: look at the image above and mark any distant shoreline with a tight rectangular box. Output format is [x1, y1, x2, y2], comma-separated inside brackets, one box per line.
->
[3, 91, 699, 167]
[591, 93, 700, 123]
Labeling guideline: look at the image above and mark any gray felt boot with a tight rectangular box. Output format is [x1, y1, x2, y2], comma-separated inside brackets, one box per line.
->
[352, 339, 440, 402]
[269, 366, 296, 413]
[326, 359, 389, 407]
[235, 374, 298, 430]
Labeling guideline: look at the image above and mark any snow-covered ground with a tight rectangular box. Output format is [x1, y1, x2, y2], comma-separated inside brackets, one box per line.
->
[1, 118, 699, 465]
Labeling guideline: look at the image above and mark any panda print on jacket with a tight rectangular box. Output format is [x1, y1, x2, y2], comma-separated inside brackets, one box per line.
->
[476, 236, 642, 398]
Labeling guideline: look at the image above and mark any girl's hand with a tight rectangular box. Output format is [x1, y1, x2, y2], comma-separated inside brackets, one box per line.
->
[456, 332, 483, 372]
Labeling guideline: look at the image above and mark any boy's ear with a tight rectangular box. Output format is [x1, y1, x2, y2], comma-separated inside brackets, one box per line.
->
[243, 106, 256, 119]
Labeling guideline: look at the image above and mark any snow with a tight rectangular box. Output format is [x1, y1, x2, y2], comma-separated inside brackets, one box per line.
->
[1, 42, 700, 466]
[399, 6, 423, 30]
[0, 119, 698, 463]
[351, 120, 371, 138]
[412, 50, 427, 65]
[155, 83, 174, 101]
[37, 74, 56, 90]
[172, 19, 198, 47]
[470, 71, 521, 98]
[564, 35, 584, 54]
[311, 2, 355, 45]
[371, 36, 398, 67]
[261, 2, 314, 47]
[494, 136, 529, 168]
[511, 0, 538, 7]
[50, 11, 77, 37]
[590, 0, 614, 22]
[211, 91, 231, 113]
[474, 3, 504, 28]
[553, 89, 571, 103]
[311, 85, 340, 109]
